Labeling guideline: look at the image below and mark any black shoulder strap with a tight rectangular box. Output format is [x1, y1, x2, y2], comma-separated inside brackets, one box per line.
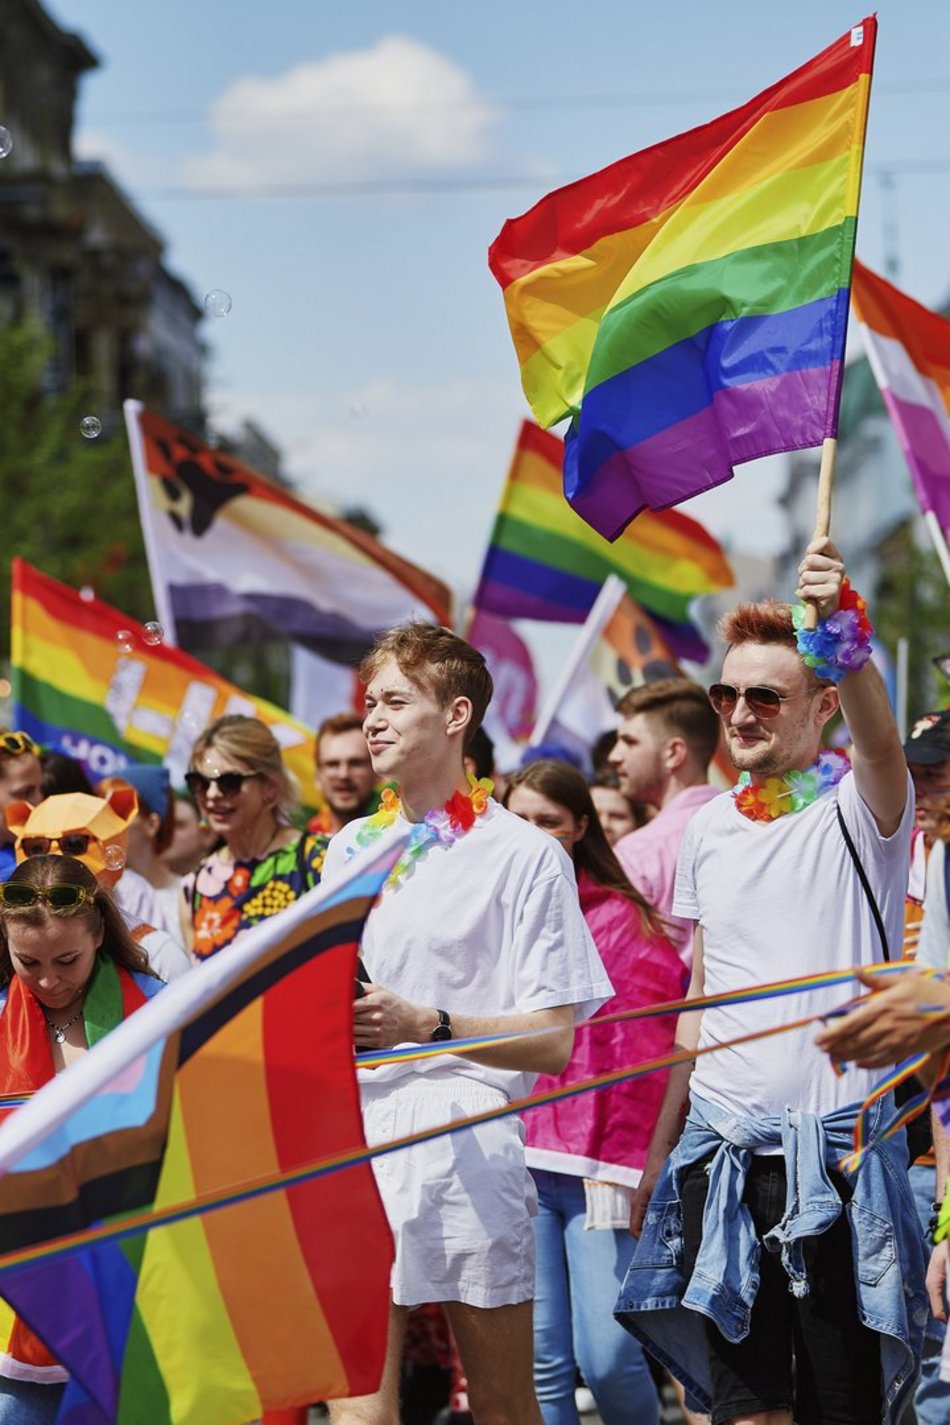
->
[836, 801, 890, 962]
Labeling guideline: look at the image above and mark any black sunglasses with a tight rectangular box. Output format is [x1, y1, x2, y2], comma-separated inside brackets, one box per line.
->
[184, 770, 262, 799]
[21, 833, 95, 858]
[708, 683, 810, 720]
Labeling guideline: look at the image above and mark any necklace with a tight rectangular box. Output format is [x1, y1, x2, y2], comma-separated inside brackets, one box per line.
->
[351, 775, 493, 888]
[733, 748, 850, 823]
[44, 1006, 85, 1044]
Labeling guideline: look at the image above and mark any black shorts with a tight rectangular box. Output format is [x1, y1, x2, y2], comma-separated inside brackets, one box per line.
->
[680, 1156, 881, 1425]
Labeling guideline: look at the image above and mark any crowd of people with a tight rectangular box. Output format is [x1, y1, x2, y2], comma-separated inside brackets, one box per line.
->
[0, 536, 949, 1425]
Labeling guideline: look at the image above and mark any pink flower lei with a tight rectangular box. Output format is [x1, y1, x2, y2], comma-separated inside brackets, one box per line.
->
[733, 749, 850, 823]
[350, 775, 493, 887]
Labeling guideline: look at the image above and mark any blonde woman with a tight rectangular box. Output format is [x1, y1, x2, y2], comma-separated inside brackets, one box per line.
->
[181, 716, 329, 960]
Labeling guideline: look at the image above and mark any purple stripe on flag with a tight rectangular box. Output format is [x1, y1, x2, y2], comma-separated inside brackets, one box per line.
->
[881, 390, 950, 527]
[1, 1255, 117, 1419]
[475, 581, 587, 625]
[567, 363, 840, 541]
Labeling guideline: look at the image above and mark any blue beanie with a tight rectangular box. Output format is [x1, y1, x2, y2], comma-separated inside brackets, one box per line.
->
[121, 763, 171, 819]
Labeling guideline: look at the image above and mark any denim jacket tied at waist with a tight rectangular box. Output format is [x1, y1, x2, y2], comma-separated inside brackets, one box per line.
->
[614, 1092, 929, 1423]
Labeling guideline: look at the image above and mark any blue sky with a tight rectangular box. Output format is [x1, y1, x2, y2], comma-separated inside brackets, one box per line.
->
[41, 0, 950, 681]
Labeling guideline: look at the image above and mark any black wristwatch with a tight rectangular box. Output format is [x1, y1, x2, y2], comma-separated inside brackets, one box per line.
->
[430, 1009, 453, 1042]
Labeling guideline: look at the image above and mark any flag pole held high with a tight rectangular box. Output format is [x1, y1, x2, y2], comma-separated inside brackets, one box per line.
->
[489, 18, 877, 572]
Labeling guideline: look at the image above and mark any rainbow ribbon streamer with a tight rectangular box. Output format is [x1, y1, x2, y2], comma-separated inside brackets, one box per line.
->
[0, 961, 945, 1275]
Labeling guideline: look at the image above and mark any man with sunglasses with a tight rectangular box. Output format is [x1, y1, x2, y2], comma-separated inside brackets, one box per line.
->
[618, 538, 923, 1425]
[0, 731, 44, 882]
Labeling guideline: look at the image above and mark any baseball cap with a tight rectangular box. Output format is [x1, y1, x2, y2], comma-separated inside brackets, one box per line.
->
[118, 764, 171, 819]
[904, 711, 950, 766]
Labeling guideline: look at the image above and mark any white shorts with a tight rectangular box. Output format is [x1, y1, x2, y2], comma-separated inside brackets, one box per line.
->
[361, 1074, 537, 1309]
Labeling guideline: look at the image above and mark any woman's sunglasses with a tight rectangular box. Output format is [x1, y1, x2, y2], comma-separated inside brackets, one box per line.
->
[21, 833, 95, 858]
[708, 684, 809, 720]
[184, 770, 262, 799]
[0, 732, 38, 757]
[0, 883, 95, 911]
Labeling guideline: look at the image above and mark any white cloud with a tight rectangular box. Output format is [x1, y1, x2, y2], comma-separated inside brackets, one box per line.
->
[184, 35, 498, 189]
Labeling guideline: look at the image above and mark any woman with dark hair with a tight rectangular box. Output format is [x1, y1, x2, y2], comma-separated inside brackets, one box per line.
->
[0, 856, 161, 1422]
[182, 716, 329, 960]
[504, 760, 686, 1425]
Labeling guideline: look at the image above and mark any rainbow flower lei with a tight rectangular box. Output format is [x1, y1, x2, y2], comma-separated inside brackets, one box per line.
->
[350, 774, 494, 888]
[791, 579, 874, 683]
[733, 748, 850, 823]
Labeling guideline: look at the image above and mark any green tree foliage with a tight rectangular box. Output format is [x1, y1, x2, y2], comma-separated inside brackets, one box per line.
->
[0, 321, 155, 660]
[874, 522, 950, 718]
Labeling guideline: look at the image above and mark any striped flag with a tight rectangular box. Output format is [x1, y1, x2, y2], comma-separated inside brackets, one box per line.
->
[125, 401, 451, 665]
[489, 20, 875, 539]
[11, 559, 316, 795]
[0, 838, 404, 1423]
[473, 421, 732, 662]
[851, 259, 950, 539]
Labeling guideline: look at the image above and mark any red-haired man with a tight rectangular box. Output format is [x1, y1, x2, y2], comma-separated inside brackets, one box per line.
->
[617, 540, 924, 1425]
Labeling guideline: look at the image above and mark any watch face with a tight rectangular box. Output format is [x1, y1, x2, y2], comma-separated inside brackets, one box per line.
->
[431, 1024, 453, 1042]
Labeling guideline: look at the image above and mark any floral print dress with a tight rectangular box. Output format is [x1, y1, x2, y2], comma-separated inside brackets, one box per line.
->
[184, 832, 330, 960]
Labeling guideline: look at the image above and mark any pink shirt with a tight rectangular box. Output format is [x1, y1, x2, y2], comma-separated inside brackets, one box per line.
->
[524, 870, 687, 1184]
[615, 783, 722, 967]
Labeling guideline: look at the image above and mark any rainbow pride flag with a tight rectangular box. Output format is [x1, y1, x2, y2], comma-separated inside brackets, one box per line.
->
[473, 421, 732, 660]
[11, 559, 316, 795]
[851, 258, 950, 536]
[0, 840, 402, 1424]
[489, 20, 875, 540]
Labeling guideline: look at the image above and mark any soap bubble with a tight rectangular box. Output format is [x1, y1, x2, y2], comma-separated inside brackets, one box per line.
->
[78, 585, 95, 603]
[115, 629, 134, 653]
[203, 289, 232, 318]
[80, 415, 102, 439]
[142, 621, 164, 646]
[103, 845, 126, 872]
[0, 128, 12, 160]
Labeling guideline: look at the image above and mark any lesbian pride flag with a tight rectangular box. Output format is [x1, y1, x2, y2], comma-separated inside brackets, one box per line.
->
[489, 20, 875, 540]
[851, 259, 950, 538]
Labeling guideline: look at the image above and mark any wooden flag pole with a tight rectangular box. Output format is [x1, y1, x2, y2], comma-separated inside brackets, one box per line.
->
[803, 437, 838, 630]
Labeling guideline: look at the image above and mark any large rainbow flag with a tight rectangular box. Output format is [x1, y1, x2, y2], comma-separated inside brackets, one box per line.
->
[0, 839, 402, 1424]
[125, 401, 451, 664]
[489, 20, 876, 540]
[851, 258, 950, 538]
[11, 559, 316, 796]
[473, 421, 732, 661]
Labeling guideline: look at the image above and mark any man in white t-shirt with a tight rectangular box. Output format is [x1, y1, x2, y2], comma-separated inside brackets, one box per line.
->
[321, 623, 611, 1425]
[618, 539, 924, 1425]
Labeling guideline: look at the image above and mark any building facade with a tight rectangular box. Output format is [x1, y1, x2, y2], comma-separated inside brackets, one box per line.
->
[0, 0, 205, 431]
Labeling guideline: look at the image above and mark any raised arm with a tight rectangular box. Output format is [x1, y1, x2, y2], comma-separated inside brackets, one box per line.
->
[797, 537, 907, 836]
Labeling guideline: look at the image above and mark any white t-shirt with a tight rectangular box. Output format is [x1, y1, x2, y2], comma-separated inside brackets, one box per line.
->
[322, 799, 613, 1102]
[674, 769, 914, 1126]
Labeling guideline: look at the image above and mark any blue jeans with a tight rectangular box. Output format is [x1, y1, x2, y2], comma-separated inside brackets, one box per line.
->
[909, 1160, 949, 1425]
[0, 1378, 65, 1423]
[531, 1168, 660, 1425]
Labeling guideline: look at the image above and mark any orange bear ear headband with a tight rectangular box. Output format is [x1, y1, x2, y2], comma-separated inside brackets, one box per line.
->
[4, 788, 139, 883]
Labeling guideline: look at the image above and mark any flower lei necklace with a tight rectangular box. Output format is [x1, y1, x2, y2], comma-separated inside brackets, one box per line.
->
[351, 774, 493, 888]
[733, 748, 850, 823]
